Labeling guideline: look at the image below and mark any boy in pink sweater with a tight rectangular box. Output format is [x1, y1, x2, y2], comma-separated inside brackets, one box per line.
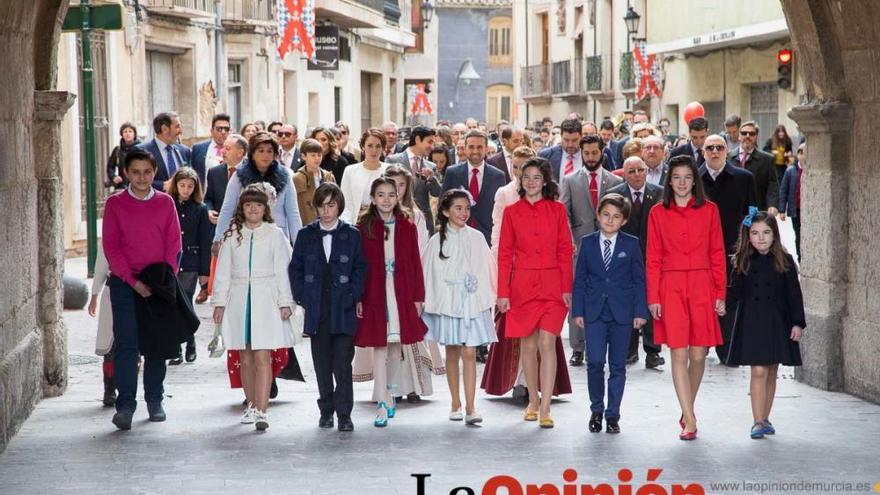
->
[102, 149, 181, 430]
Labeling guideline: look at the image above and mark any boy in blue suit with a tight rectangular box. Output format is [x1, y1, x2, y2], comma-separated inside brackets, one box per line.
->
[289, 183, 367, 432]
[572, 193, 648, 434]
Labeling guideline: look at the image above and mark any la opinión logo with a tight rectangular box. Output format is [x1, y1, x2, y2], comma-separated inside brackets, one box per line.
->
[412, 469, 705, 495]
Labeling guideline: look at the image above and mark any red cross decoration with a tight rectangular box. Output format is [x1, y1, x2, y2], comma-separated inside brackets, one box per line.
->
[633, 41, 661, 101]
[409, 83, 433, 116]
[277, 0, 315, 61]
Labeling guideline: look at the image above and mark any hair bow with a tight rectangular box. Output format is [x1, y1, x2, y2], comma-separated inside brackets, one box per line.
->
[742, 206, 759, 228]
[455, 187, 477, 207]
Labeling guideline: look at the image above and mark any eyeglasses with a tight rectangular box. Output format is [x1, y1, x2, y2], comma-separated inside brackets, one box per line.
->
[340, 130, 348, 135]
[276, 132, 293, 138]
[704, 145, 726, 152]
[214, 126, 231, 132]
[643, 144, 663, 151]
[739, 131, 757, 137]
[521, 175, 544, 183]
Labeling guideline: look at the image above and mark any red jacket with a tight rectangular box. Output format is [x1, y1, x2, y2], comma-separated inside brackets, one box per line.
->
[355, 215, 427, 347]
[497, 198, 574, 298]
[645, 198, 727, 304]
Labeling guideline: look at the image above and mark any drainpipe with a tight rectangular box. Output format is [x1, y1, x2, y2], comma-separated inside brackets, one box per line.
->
[215, 0, 225, 114]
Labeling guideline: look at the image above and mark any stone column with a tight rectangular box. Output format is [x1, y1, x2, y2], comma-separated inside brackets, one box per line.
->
[34, 90, 76, 397]
[787, 102, 851, 392]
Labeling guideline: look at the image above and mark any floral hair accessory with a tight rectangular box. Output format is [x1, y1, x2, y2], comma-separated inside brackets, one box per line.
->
[456, 187, 477, 207]
[742, 206, 759, 228]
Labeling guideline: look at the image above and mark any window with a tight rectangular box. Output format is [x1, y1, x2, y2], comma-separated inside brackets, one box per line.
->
[486, 84, 513, 129]
[228, 61, 243, 130]
[488, 17, 512, 67]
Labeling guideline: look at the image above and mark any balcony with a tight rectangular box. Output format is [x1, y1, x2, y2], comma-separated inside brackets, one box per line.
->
[520, 63, 550, 101]
[142, 0, 215, 20]
[313, 0, 386, 28]
[551, 59, 586, 97]
[586, 54, 613, 97]
[222, 0, 275, 28]
[620, 51, 636, 92]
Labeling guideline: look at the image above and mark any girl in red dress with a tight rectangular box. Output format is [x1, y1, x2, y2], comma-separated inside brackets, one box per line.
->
[356, 177, 428, 427]
[646, 155, 727, 441]
[497, 157, 574, 428]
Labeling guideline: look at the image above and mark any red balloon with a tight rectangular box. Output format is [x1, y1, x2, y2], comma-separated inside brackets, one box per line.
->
[683, 102, 705, 125]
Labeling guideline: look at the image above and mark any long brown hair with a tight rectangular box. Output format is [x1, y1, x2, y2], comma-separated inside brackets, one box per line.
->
[661, 155, 707, 208]
[310, 126, 340, 161]
[357, 177, 408, 240]
[383, 164, 422, 216]
[731, 210, 791, 274]
[221, 184, 275, 245]
[165, 167, 204, 204]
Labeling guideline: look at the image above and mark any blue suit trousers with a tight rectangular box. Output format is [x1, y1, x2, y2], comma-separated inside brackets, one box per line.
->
[585, 304, 632, 420]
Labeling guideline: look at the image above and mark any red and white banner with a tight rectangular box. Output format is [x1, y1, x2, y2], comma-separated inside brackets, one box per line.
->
[633, 41, 661, 101]
[277, 0, 316, 60]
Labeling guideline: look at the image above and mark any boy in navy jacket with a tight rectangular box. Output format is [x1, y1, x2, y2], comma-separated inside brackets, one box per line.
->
[572, 193, 648, 434]
[289, 183, 367, 432]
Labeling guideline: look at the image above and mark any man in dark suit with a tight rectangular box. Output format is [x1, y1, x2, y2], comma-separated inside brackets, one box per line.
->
[191, 113, 231, 188]
[701, 134, 759, 365]
[605, 156, 664, 369]
[669, 116, 709, 167]
[386, 125, 442, 235]
[727, 121, 779, 214]
[382, 121, 406, 158]
[441, 129, 506, 245]
[538, 117, 582, 182]
[277, 124, 301, 170]
[485, 126, 524, 183]
[138, 111, 194, 190]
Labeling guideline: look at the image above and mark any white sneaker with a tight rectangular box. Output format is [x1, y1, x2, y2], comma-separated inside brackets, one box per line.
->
[449, 409, 463, 421]
[240, 405, 256, 424]
[465, 412, 483, 425]
[255, 410, 269, 431]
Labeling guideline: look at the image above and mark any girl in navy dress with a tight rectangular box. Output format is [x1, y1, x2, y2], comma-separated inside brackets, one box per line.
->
[726, 209, 804, 439]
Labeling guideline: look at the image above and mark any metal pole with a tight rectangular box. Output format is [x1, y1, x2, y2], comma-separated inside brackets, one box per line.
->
[625, 34, 630, 108]
[215, 0, 224, 115]
[82, 0, 98, 276]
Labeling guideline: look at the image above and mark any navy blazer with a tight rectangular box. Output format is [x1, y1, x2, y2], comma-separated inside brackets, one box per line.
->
[190, 139, 215, 187]
[537, 144, 563, 182]
[289, 220, 367, 336]
[138, 139, 195, 190]
[485, 151, 511, 183]
[441, 163, 506, 245]
[670, 142, 705, 167]
[175, 199, 212, 276]
[204, 163, 232, 213]
[571, 231, 649, 325]
[779, 164, 800, 217]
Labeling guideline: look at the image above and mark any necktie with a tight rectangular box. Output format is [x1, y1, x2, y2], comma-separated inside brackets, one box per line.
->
[739, 151, 748, 168]
[215, 145, 222, 157]
[633, 191, 642, 209]
[589, 171, 598, 208]
[165, 145, 177, 176]
[564, 154, 574, 176]
[695, 148, 703, 165]
[468, 168, 479, 227]
[227, 166, 236, 181]
[411, 155, 420, 175]
[603, 239, 612, 271]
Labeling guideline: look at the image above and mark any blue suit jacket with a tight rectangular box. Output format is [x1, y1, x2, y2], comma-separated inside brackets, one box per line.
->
[289, 220, 367, 336]
[537, 144, 563, 182]
[189, 139, 214, 186]
[571, 231, 649, 324]
[138, 139, 194, 190]
[204, 163, 231, 213]
[441, 163, 506, 245]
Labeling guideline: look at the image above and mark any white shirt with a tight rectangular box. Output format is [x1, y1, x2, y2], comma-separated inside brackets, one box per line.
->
[503, 151, 514, 177]
[280, 146, 297, 168]
[599, 231, 618, 261]
[320, 219, 339, 262]
[405, 148, 422, 174]
[707, 163, 725, 181]
[126, 186, 155, 201]
[646, 164, 663, 186]
[466, 161, 485, 191]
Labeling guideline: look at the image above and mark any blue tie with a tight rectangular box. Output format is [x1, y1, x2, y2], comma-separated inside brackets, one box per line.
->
[165, 144, 177, 176]
[603, 239, 612, 271]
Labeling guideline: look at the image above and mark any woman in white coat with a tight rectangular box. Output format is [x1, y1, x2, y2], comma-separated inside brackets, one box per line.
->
[213, 184, 300, 431]
[339, 128, 388, 224]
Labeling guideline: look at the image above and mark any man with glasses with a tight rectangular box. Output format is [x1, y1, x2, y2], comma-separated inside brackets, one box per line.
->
[382, 121, 405, 157]
[277, 124, 300, 169]
[641, 135, 667, 186]
[192, 113, 231, 188]
[727, 121, 778, 214]
[700, 134, 758, 364]
[605, 156, 664, 369]
[267, 121, 283, 135]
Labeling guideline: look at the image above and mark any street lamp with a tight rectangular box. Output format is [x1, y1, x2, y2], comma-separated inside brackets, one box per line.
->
[623, 6, 641, 107]
[451, 58, 481, 108]
[421, 0, 434, 28]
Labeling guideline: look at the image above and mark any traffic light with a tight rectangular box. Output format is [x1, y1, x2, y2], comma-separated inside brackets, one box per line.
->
[777, 49, 793, 90]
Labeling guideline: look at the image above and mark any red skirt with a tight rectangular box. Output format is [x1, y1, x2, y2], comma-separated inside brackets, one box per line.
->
[504, 268, 568, 338]
[653, 270, 724, 349]
[481, 310, 572, 396]
[226, 348, 288, 388]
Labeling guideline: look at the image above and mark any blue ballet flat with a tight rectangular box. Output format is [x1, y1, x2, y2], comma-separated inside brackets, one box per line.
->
[762, 420, 775, 435]
[750, 422, 765, 439]
[386, 404, 396, 418]
[374, 402, 389, 427]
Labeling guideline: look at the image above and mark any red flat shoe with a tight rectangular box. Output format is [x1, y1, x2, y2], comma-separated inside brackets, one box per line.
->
[679, 428, 698, 441]
[679, 414, 696, 429]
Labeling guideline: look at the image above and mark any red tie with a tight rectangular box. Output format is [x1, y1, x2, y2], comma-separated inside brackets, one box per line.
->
[589, 172, 598, 208]
[227, 166, 236, 181]
[468, 168, 479, 227]
[564, 154, 574, 176]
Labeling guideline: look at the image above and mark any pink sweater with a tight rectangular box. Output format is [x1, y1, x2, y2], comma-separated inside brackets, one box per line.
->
[102, 190, 182, 287]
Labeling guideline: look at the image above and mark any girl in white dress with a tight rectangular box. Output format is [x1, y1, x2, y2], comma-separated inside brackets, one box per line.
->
[422, 189, 498, 424]
[212, 184, 300, 431]
[339, 128, 389, 224]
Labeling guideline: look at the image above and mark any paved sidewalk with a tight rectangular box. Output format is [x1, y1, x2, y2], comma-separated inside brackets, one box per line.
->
[0, 257, 876, 495]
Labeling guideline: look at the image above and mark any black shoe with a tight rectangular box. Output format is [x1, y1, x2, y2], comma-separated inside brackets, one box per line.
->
[606, 419, 620, 434]
[645, 353, 664, 369]
[241, 398, 248, 406]
[626, 354, 639, 365]
[270, 379, 279, 399]
[147, 402, 166, 422]
[589, 412, 603, 433]
[569, 351, 584, 367]
[318, 414, 334, 429]
[168, 354, 184, 366]
[112, 410, 133, 430]
[406, 393, 421, 404]
[185, 346, 197, 363]
[102, 376, 117, 407]
[338, 417, 354, 432]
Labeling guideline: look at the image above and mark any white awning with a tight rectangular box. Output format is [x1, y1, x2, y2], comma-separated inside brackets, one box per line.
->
[646, 19, 789, 55]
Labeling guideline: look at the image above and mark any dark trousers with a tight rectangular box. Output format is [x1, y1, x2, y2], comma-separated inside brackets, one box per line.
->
[792, 214, 801, 260]
[628, 318, 660, 358]
[177, 271, 199, 348]
[310, 327, 354, 419]
[585, 305, 632, 420]
[109, 277, 167, 413]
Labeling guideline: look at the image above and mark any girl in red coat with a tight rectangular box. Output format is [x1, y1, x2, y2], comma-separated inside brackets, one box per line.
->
[356, 177, 428, 427]
[497, 157, 574, 428]
[646, 155, 727, 441]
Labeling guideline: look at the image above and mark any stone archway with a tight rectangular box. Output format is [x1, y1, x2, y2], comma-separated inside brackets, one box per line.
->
[0, 0, 71, 452]
[782, 0, 880, 403]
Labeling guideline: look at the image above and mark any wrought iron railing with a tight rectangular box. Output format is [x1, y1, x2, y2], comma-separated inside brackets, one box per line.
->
[521, 63, 550, 98]
[620, 51, 635, 90]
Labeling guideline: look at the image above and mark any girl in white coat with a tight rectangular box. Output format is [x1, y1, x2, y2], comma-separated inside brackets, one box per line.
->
[213, 184, 300, 431]
[422, 189, 497, 424]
